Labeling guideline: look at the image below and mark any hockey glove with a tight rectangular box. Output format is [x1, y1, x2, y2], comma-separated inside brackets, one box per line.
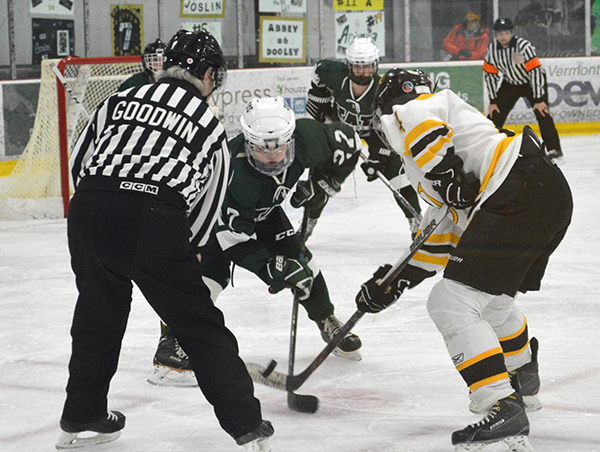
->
[266, 255, 314, 301]
[356, 264, 435, 313]
[306, 84, 333, 123]
[290, 173, 341, 218]
[425, 153, 480, 209]
[360, 147, 393, 182]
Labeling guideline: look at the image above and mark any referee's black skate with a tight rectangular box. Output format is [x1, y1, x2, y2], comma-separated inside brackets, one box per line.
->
[235, 420, 274, 451]
[452, 393, 533, 452]
[510, 337, 541, 412]
[147, 334, 197, 387]
[56, 411, 126, 449]
[316, 314, 362, 361]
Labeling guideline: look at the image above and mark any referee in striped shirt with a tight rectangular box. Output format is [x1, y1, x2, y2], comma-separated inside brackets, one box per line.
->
[58, 30, 273, 450]
[484, 18, 563, 159]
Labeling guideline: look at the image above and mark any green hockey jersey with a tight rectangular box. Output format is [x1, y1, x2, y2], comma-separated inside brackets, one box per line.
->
[313, 59, 381, 138]
[213, 118, 361, 274]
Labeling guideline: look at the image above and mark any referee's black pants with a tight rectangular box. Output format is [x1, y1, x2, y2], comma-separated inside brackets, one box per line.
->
[490, 81, 562, 153]
[62, 190, 262, 440]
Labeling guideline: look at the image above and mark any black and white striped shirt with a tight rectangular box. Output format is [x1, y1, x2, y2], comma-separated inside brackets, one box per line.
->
[483, 36, 547, 102]
[70, 78, 230, 248]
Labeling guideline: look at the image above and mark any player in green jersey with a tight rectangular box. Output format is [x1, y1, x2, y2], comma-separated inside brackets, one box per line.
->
[148, 96, 363, 387]
[306, 36, 422, 237]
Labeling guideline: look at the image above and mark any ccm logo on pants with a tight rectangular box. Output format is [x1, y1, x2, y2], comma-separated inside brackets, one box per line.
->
[119, 181, 159, 195]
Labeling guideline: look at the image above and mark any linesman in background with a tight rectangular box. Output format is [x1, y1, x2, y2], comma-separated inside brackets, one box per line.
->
[484, 18, 563, 160]
[56, 29, 273, 452]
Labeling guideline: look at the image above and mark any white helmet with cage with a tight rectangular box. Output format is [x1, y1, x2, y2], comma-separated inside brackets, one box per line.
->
[240, 96, 296, 176]
[345, 36, 380, 86]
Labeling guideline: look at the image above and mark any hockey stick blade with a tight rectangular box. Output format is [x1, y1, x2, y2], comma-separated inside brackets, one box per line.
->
[247, 207, 454, 393]
[246, 309, 365, 392]
[245, 363, 319, 413]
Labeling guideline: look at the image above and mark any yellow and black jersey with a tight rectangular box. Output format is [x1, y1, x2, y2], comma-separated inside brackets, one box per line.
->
[380, 89, 523, 273]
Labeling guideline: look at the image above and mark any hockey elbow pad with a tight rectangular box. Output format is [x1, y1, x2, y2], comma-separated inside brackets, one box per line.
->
[425, 153, 480, 209]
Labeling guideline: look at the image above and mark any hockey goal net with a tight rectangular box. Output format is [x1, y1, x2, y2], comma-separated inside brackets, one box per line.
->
[0, 56, 142, 220]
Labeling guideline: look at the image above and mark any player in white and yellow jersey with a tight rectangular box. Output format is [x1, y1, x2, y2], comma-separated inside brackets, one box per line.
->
[355, 68, 573, 452]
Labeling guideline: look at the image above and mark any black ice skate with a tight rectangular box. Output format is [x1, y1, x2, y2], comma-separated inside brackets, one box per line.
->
[56, 411, 126, 449]
[510, 337, 541, 412]
[316, 314, 362, 361]
[235, 420, 274, 452]
[147, 334, 197, 387]
[452, 393, 533, 452]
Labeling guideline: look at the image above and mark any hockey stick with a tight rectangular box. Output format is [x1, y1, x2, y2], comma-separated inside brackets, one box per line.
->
[247, 205, 454, 392]
[359, 151, 422, 222]
[51, 63, 91, 121]
[284, 208, 319, 413]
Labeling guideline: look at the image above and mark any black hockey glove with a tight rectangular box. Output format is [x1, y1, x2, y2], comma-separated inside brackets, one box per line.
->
[425, 153, 480, 209]
[306, 84, 333, 123]
[265, 255, 314, 301]
[356, 264, 435, 313]
[458, 49, 472, 59]
[360, 147, 393, 182]
[290, 173, 341, 218]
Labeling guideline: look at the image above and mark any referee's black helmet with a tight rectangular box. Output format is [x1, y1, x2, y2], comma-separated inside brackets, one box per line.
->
[493, 18, 514, 31]
[163, 29, 227, 92]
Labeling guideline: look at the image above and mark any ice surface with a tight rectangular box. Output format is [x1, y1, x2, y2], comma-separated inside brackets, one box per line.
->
[1, 135, 599, 451]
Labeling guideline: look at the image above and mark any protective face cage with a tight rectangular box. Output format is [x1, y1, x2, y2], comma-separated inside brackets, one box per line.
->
[244, 139, 296, 177]
[143, 48, 164, 74]
[371, 105, 394, 151]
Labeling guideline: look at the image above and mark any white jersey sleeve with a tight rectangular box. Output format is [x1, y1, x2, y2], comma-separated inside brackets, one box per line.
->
[380, 89, 522, 274]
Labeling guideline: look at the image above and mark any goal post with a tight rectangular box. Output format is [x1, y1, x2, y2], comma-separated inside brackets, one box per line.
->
[0, 56, 143, 220]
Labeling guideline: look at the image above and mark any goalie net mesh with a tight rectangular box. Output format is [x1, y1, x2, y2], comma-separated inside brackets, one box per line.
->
[0, 56, 142, 220]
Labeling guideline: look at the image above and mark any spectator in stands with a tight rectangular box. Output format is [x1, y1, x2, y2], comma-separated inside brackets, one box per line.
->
[443, 13, 489, 60]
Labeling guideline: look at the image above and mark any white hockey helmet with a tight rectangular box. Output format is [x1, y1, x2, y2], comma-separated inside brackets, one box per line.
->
[240, 96, 296, 176]
[345, 36, 380, 86]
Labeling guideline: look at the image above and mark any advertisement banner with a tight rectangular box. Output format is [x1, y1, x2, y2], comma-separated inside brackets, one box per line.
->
[335, 11, 385, 58]
[30, 0, 74, 16]
[504, 58, 600, 124]
[380, 63, 485, 112]
[210, 63, 484, 139]
[259, 17, 306, 64]
[210, 66, 312, 137]
[110, 5, 144, 56]
[181, 0, 225, 18]
[259, 0, 306, 14]
[334, 0, 384, 11]
[31, 19, 75, 64]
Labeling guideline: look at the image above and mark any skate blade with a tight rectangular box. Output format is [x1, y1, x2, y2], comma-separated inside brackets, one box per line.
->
[454, 435, 534, 452]
[55, 430, 121, 449]
[147, 366, 197, 387]
[243, 437, 272, 452]
[332, 347, 362, 361]
[523, 395, 542, 412]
